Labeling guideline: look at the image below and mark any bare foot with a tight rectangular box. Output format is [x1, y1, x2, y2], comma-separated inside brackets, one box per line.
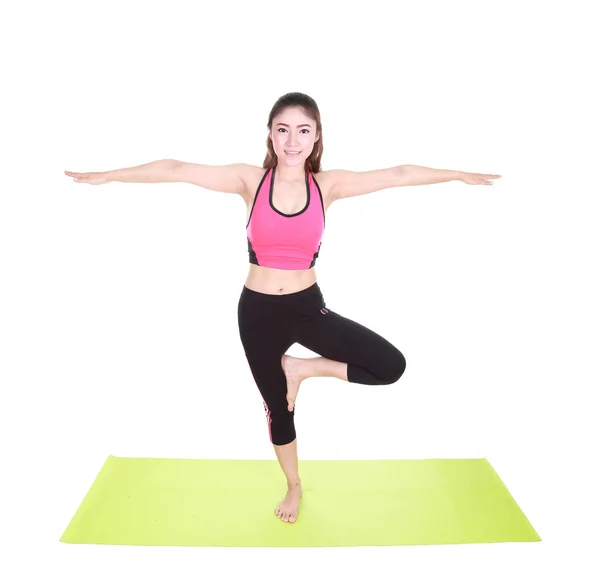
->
[274, 483, 303, 523]
[281, 355, 308, 412]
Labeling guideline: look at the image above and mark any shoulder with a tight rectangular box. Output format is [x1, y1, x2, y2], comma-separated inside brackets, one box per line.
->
[239, 165, 336, 206]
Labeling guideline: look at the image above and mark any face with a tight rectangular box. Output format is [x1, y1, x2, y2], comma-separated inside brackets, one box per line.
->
[270, 107, 319, 167]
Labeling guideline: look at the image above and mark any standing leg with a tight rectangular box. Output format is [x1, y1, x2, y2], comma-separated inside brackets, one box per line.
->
[241, 348, 303, 523]
[238, 289, 303, 523]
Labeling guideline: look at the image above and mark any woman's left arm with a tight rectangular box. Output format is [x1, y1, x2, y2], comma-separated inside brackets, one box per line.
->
[398, 165, 501, 186]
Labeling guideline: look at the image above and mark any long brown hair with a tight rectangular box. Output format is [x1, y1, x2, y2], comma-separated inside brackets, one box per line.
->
[262, 92, 323, 174]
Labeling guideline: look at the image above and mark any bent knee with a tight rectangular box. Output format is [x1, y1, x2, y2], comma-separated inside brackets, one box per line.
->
[385, 350, 407, 384]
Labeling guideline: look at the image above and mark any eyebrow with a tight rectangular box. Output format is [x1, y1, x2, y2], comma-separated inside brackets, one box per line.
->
[276, 123, 312, 128]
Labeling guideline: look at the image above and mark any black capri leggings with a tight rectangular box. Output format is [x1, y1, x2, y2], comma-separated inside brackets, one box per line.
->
[237, 281, 407, 446]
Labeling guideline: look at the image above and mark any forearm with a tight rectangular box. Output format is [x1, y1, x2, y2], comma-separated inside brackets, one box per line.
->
[398, 165, 464, 186]
[104, 159, 179, 183]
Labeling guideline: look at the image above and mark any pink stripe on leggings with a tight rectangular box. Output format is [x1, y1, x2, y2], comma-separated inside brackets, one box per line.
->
[263, 400, 273, 442]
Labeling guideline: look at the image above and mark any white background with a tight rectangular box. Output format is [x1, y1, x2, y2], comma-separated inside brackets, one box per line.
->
[1, 0, 598, 586]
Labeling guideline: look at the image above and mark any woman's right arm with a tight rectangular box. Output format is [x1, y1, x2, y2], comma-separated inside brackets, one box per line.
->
[65, 159, 248, 198]
[105, 159, 180, 183]
[65, 159, 179, 184]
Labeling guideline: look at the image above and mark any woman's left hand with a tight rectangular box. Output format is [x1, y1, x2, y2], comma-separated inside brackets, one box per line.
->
[460, 172, 502, 185]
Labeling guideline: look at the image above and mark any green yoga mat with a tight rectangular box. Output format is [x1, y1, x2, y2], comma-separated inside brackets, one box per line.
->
[60, 455, 540, 547]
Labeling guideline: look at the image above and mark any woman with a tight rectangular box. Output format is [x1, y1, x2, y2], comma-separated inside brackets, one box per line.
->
[65, 92, 501, 525]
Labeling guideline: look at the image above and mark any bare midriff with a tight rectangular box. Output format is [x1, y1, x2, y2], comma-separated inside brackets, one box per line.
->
[244, 264, 318, 295]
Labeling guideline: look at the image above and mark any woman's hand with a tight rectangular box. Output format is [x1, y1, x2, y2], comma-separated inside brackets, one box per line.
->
[460, 172, 502, 185]
[64, 170, 110, 185]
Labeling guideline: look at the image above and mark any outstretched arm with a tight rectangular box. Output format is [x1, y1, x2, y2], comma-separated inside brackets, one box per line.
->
[328, 165, 502, 202]
[398, 165, 501, 186]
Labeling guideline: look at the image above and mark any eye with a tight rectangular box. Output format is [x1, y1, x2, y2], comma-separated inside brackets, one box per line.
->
[277, 128, 310, 133]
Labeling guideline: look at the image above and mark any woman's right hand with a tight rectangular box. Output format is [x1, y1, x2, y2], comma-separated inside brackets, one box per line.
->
[64, 170, 110, 185]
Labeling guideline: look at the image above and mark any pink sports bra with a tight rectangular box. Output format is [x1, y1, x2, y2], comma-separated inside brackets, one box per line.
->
[246, 166, 325, 270]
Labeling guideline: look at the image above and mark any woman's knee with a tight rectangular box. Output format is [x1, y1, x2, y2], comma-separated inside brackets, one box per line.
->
[264, 400, 297, 446]
[383, 348, 407, 384]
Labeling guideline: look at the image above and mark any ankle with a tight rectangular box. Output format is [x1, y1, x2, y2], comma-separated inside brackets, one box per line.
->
[287, 478, 302, 489]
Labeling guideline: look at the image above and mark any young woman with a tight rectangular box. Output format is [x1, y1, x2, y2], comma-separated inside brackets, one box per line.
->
[65, 92, 501, 525]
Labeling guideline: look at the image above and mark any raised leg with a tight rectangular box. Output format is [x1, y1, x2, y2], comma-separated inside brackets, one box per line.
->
[295, 308, 406, 387]
[281, 354, 348, 412]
